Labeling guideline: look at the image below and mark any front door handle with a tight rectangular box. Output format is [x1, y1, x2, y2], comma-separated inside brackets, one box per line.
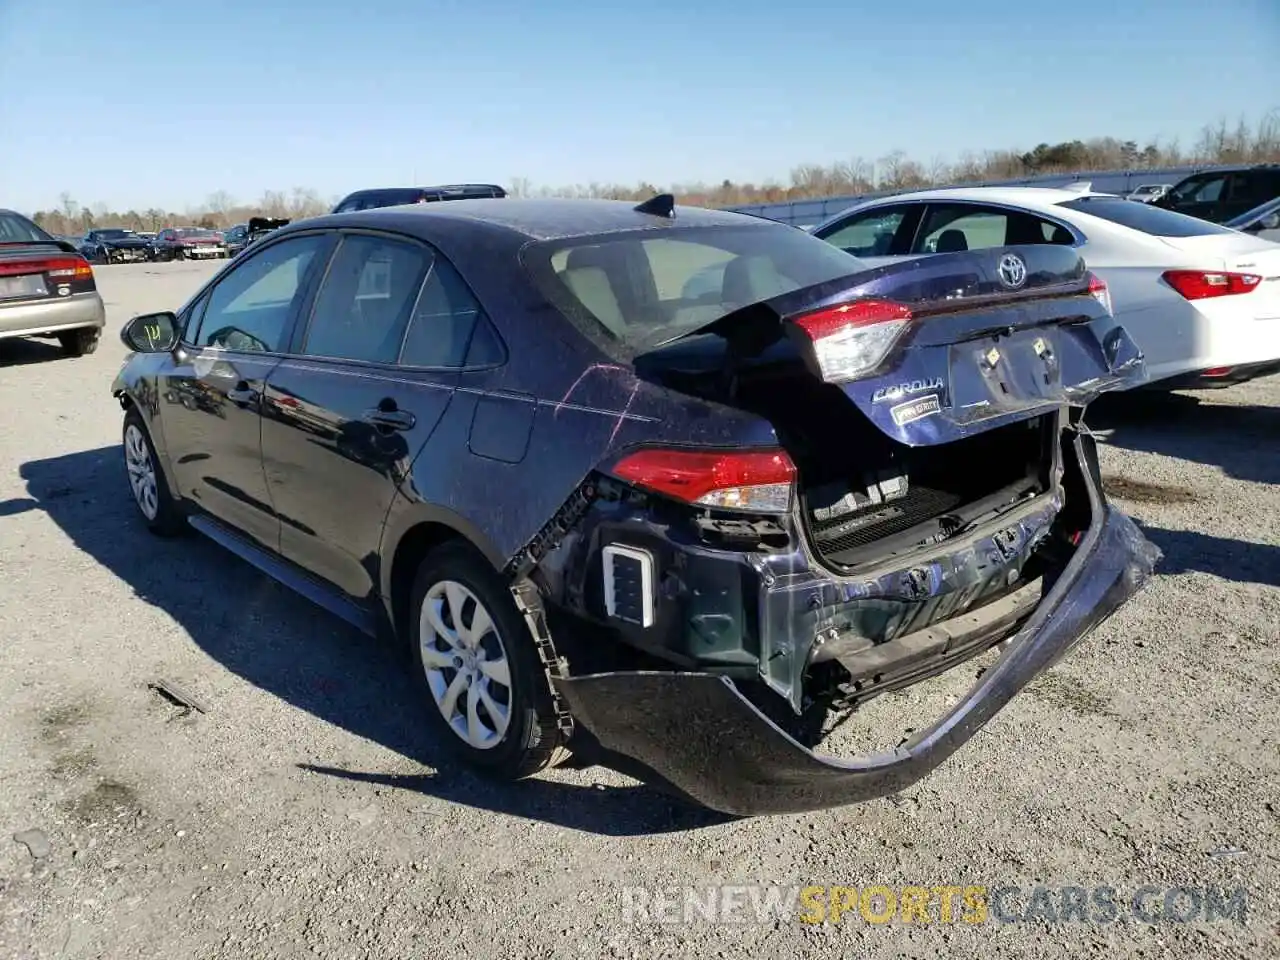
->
[227, 383, 259, 405]
[361, 406, 416, 431]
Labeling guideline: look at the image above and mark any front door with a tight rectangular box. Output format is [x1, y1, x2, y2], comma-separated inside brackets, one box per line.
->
[260, 231, 492, 599]
[159, 233, 332, 549]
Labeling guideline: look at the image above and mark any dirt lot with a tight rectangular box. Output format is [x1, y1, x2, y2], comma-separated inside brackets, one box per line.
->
[0, 261, 1277, 959]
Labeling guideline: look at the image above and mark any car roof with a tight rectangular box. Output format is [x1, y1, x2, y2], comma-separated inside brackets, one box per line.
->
[319, 197, 771, 242]
[820, 186, 1126, 225]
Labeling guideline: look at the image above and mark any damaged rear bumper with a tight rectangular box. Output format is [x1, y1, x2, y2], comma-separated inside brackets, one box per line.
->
[553, 435, 1160, 816]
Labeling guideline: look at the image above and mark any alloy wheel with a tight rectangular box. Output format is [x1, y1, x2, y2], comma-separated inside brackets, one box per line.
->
[124, 423, 159, 521]
[419, 580, 512, 749]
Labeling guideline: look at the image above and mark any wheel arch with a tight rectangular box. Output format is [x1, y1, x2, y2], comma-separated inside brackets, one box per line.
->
[380, 504, 508, 640]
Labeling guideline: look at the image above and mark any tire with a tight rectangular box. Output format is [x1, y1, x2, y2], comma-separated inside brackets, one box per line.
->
[122, 408, 187, 536]
[58, 328, 99, 357]
[408, 542, 568, 779]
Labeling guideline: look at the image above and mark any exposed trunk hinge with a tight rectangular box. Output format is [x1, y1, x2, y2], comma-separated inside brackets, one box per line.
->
[509, 579, 575, 739]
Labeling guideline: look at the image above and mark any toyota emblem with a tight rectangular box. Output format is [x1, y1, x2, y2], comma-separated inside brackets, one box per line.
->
[997, 253, 1027, 289]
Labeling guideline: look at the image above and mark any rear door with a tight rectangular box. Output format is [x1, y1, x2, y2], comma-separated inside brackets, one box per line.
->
[159, 232, 334, 549]
[260, 230, 481, 599]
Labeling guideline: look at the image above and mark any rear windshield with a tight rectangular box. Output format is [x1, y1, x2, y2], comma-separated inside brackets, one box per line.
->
[523, 224, 867, 357]
[97, 229, 134, 239]
[1059, 197, 1237, 237]
[0, 212, 53, 244]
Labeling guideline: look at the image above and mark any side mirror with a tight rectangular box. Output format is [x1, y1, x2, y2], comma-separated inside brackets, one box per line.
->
[121, 311, 179, 353]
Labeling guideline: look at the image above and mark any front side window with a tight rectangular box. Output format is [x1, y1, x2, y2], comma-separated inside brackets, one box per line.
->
[301, 235, 430, 364]
[815, 207, 909, 257]
[1167, 174, 1226, 204]
[524, 223, 867, 358]
[194, 235, 326, 352]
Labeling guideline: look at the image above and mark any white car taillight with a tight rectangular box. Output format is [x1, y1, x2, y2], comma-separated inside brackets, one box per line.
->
[1162, 270, 1261, 300]
[787, 298, 913, 384]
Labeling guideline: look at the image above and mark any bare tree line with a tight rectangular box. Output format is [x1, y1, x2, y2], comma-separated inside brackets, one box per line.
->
[28, 110, 1280, 237]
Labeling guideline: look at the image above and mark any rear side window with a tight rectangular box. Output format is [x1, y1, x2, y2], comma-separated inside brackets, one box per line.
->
[302, 235, 430, 364]
[399, 255, 502, 368]
[1059, 197, 1238, 237]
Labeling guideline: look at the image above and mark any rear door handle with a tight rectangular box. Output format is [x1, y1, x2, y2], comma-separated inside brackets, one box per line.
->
[361, 407, 416, 431]
[227, 383, 259, 405]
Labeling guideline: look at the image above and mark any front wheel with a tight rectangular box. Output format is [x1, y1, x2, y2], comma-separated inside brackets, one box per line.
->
[409, 543, 569, 779]
[122, 409, 187, 536]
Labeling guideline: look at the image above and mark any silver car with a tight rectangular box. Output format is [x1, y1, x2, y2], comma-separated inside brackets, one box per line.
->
[0, 209, 106, 357]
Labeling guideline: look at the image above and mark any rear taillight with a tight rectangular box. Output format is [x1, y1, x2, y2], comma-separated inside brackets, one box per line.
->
[787, 298, 913, 383]
[611, 448, 796, 512]
[1087, 272, 1113, 315]
[1162, 269, 1261, 300]
[0, 256, 93, 280]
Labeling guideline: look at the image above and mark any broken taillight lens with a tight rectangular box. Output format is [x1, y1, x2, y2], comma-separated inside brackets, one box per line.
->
[1087, 271, 1113, 315]
[787, 298, 913, 383]
[611, 448, 796, 512]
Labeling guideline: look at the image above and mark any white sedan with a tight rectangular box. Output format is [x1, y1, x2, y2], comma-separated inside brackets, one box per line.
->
[809, 186, 1280, 389]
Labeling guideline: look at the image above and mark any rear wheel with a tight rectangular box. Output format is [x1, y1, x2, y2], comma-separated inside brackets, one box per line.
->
[122, 409, 186, 536]
[58, 328, 99, 357]
[408, 543, 568, 779]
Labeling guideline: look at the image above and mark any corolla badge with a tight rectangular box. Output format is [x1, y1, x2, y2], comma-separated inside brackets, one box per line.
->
[997, 252, 1028, 289]
[872, 376, 944, 404]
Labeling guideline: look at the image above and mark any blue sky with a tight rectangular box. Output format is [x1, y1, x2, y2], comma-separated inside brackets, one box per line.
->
[1, 0, 1276, 213]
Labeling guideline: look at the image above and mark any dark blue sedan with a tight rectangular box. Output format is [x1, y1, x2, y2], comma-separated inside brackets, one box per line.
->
[111, 195, 1158, 816]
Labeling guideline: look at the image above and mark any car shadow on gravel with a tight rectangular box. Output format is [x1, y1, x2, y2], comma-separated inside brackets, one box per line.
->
[0, 339, 65, 367]
[14, 445, 732, 837]
[1087, 390, 1279, 485]
[1130, 521, 1280, 589]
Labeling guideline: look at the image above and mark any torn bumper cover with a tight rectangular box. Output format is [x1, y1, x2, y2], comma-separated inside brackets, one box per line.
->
[553, 465, 1160, 817]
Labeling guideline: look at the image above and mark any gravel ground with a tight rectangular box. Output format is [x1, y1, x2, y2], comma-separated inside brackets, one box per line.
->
[0, 261, 1276, 959]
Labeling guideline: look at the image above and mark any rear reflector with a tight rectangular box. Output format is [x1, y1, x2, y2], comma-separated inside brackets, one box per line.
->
[1087, 271, 1113, 315]
[1162, 269, 1260, 300]
[1200, 366, 1234, 378]
[0, 256, 93, 280]
[788, 298, 913, 383]
[612, 448, 796, 512]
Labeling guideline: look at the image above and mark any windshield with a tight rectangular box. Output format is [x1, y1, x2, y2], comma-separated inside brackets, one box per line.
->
[524, 223, 868, 357]
[178, 228, 218, 238]
[1225, 195, 1280, 229]
[0, 211, 54, 244]
[1058, 197, 1238, 238]
[97, 229, 134, 239]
